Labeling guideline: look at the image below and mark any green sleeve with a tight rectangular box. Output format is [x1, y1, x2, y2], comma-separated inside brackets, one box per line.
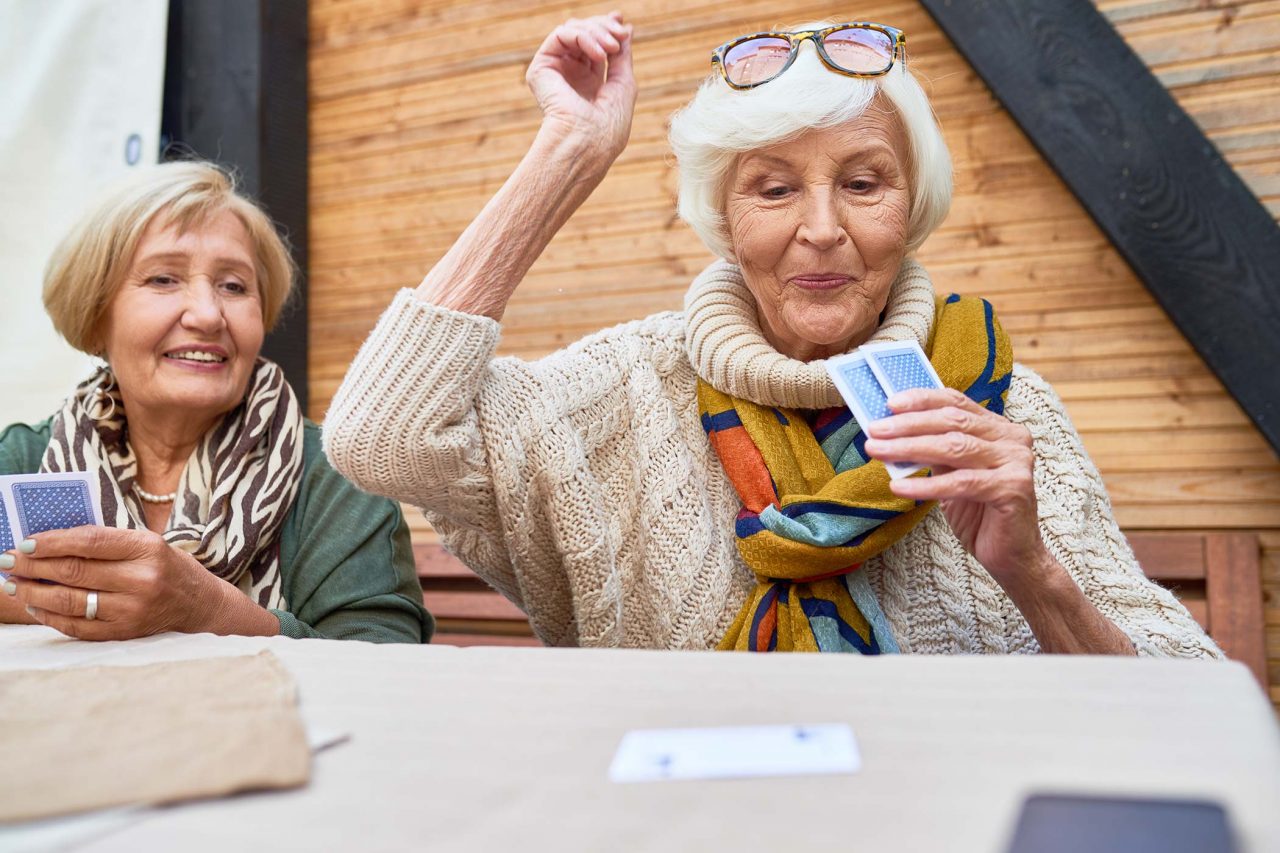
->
[0, 420, 53, 475]
[2, 418, 432, 643]
[273, 424, 434, 643]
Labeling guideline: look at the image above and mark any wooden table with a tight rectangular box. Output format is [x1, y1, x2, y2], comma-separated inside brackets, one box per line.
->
[2, 626, 1278, 852]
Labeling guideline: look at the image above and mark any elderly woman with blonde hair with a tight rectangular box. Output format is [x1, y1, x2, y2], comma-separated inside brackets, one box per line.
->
[0, 162, 431, 643]
[325, 14, 1219, 657]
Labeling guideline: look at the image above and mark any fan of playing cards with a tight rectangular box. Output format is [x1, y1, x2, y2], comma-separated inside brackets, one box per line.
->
[0, 472, 106, 557]
[825, 339, 944, 480]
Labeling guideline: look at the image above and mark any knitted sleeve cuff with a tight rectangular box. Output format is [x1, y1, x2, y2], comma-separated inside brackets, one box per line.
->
[271, 609, 315, 640]
[322, 289, 503, 505]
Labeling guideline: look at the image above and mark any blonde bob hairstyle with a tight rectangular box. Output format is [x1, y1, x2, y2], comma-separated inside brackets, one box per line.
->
[668, 25, 952, 261]
[43, 160, 295, 354]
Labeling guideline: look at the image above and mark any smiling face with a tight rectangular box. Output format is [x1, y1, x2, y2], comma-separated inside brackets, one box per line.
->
[96, 208, 265, 429]
[725, 102, 912, 361]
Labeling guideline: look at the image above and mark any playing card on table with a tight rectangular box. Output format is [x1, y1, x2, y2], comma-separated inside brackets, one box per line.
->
[0, 472, 105, 545]
[608, 723, 860, 783]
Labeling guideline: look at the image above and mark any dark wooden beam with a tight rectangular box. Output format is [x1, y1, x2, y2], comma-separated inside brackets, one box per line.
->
[920, 0, 1280, 454]
[161, 0, 309, 414]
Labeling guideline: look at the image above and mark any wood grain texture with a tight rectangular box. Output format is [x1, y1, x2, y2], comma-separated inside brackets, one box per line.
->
[920, 0, 1280, 452]
[1205, 532, 1269, 685]
[421, 590, 527, 621]
[1128, 533, 1207, 580]
[309, 0, 1280, 706]
[431, 632, 543, 647]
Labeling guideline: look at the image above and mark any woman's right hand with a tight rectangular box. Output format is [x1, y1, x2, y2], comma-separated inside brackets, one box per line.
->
[410, 13, 636, 317]
[526, 12, 636, 164]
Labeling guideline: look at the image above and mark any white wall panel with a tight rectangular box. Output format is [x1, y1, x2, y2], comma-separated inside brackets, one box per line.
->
[0, 0, 167, 424]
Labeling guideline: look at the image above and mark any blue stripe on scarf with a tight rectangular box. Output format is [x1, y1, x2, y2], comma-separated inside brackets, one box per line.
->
[780, 502, 898, 521]
[818, 416, 866, 471]
[831, 422, 868, 471]
[755, 503, 899, 548]
[701, 410, 743, 434]
[798, 597, 880, 654]
[845, 571, 900, 653]
[813, 409, 852, 443]
[852, 427, 870, 463]
[748, 585, 781, 651]
[963, 299, 1008, 416]
[839, 527, 879, 549]
[736, 513, 766, 538]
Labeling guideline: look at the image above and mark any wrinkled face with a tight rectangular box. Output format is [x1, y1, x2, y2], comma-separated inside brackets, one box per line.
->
[97, 208, 265, 426]
[725, 104, 912, 360]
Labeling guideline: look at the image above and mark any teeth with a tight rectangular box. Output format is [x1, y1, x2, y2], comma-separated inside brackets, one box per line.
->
[166, 351, 227, 363]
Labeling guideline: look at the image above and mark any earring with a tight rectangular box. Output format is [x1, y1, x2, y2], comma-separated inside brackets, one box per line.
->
[83, 374, 118, 421]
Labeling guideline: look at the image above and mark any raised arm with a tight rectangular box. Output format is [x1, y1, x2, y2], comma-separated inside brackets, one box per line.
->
[420, 13, 636, 317]
[324, 15, 637, 615]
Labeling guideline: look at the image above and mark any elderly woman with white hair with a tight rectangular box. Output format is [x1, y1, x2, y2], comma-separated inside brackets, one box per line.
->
[325, 14, 1219, 657]
[0, 161, 431, 643]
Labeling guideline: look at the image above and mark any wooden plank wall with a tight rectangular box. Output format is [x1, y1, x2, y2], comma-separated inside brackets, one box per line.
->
[308, 0, 1280, 704]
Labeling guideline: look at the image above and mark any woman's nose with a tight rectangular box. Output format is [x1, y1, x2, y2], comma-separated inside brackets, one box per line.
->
[182, 282, 227, 331]
[796, 191, 847, 250]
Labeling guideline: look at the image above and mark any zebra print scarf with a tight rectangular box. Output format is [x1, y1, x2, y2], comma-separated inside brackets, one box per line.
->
[42, 359, 304, 609]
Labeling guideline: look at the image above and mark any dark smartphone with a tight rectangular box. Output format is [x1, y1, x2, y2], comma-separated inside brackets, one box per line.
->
[1005, 793, 1236, 853]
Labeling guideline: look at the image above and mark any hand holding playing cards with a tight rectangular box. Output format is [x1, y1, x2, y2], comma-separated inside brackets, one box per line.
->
[861, 388, 1051, 591]
[5, 526, 261, 640]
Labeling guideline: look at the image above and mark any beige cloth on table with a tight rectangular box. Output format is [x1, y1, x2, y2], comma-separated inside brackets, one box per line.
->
[0, 651, 309, 823]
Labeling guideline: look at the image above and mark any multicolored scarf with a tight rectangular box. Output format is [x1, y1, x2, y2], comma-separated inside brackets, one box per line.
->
[42, 359, 305, 609]
[700, 294, 1013, 653]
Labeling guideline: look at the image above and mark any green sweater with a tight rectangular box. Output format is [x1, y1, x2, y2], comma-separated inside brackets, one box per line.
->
[0, 419, 433, 643]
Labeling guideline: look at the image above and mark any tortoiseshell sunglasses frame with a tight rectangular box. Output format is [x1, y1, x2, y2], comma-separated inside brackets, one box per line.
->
[711, 22, 906, 90]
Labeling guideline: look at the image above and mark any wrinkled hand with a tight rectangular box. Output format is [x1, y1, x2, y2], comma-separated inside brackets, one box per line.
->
[3, 526, 224, 640]
[526, 11, 636, 161]
[863, 388, 1051, 591]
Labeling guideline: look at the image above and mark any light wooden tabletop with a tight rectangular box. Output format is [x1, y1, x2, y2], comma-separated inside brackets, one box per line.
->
[3, 627, 1278, 853]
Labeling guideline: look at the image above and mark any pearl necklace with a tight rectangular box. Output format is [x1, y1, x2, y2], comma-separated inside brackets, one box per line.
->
[134, 483, 178, 504]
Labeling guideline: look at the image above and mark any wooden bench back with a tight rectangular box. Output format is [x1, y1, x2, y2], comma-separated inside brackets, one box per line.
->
[1127, 532, 1267, 687]
[417, 533, 1268, 689]
[415, 545, 540, 647]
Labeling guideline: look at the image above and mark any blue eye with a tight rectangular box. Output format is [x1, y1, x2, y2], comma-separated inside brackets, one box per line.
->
[762, 185, 790, 199]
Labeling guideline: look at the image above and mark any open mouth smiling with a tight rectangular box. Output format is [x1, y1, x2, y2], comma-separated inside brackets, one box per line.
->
[164, 349, 229, 365]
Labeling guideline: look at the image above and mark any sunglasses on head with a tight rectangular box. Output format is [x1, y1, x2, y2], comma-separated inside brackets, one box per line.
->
[712, 22, 906, 90]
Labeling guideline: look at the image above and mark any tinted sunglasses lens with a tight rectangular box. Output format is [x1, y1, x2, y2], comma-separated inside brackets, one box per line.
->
[822, 27, 894, 74]
[723, 37, 792, 86]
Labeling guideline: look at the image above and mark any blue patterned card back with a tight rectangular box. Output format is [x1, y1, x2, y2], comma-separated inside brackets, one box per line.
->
[862, 342, 944, 398]
[0, 491, 14, 553]
[11, 480, 95, 539]
[826, 347, 931, 481]
[877, 350, 941, 393]
[836, 361, 893, 422]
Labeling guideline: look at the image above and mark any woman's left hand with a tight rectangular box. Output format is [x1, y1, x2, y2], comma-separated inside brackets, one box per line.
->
[862, 388, 1052, 592]
[864, 388, 1136, 655]
[3, 526, 229, 640]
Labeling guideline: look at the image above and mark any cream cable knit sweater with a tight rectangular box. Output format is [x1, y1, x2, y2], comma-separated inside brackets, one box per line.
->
[324, 260, 1222, 659]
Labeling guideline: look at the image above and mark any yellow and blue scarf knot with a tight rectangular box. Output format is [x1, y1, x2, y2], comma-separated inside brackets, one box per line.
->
[700, 294, 1013, 654]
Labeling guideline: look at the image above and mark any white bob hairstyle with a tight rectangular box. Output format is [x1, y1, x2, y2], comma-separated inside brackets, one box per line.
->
[668, 25, 953, 262]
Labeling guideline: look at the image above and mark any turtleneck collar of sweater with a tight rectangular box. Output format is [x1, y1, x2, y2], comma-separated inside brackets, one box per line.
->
[682, 257, 938, 409]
